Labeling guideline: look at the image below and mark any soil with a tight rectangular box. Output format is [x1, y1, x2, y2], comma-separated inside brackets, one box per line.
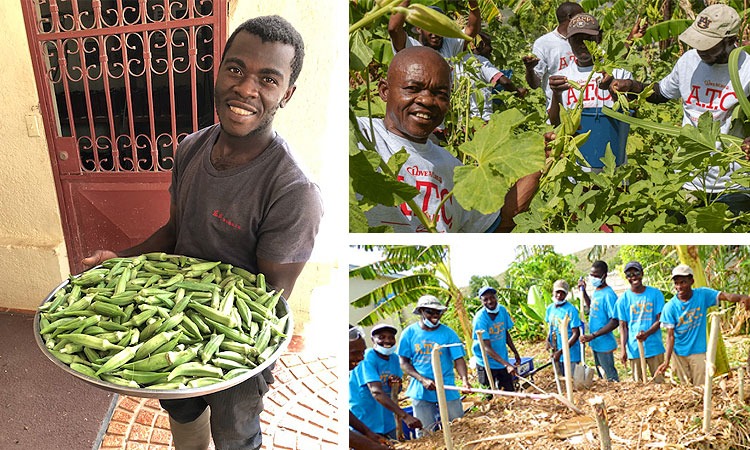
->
[394, 339, 750, 450]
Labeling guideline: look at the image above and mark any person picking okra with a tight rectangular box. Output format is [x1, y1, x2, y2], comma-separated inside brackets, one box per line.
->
[82, 15, 323, 450]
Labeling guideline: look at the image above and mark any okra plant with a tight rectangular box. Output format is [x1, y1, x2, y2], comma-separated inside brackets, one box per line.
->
[37, 253, 289, 390]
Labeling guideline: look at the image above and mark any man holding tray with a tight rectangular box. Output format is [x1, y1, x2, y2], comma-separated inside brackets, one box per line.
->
[83, 15, 322, 450]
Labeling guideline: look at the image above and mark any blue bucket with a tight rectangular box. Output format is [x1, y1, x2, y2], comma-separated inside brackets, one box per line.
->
[400, 406, 419, 440]
[577, 108, 630, 168]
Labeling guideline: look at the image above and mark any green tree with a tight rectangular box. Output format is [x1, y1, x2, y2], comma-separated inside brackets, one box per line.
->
[349, 245, 475, 347]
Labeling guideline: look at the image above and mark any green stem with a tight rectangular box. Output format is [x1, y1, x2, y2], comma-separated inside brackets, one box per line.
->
[349, 0, 401, 34]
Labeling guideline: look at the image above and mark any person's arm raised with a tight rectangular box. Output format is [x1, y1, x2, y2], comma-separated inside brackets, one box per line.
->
[388, 0, 411, 52]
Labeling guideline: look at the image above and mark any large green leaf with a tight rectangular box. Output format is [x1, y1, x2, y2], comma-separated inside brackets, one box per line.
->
[526, 285, 548, 324]
[350, 150, 419, 207]
[686, 204, 731, 232]
[635, 19, 692, 46]
[349, 30, 373, 72]
[453, 109, 545, 214]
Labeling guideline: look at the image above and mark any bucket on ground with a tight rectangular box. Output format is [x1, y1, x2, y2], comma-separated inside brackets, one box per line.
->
[577, 107, 630, 168]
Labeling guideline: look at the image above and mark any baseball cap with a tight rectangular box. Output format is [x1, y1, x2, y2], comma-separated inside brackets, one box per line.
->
[412, 294, 447, 314]
[624, 261, 643, 273]
[566, 13, 600, 37]
[552, 279, 569, 294]
[371, 323, 398, 336]
[679, 4, 740, 51]
[477, 286, 497, 297]
[671, 264, 694, 279]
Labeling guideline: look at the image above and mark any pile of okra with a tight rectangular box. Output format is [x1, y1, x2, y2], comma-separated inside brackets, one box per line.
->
[37, 252, 288, 390]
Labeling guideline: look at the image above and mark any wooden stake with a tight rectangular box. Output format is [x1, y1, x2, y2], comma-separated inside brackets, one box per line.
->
[637, 340, 648, 383]
[739, 367, 745, 405]
[476, 330, 496, 391]
[589, 396, 612, 450]
[390, 381, 404, 440]
[431, 345, 454, 450]
[560, 314, 573, 403]
[703, 313, 721, 434]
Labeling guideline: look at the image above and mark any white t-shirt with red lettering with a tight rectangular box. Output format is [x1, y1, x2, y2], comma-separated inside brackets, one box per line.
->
[532, 30, 577, 110]
[658, 49, 750, 192]
[556, 65, 632, 110]
[402, 35, 466, 60]
[454, 54, 502, 121]
[356, 117, 500, 232]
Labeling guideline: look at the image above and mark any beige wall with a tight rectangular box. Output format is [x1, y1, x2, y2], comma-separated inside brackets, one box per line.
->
[0, 1, 345, 335]
[0, 2, 69, 311]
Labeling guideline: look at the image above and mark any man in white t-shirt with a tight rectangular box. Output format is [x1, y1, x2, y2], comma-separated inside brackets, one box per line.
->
[356, 47, 546, 232]
[611, 4, 750, 213]
[457, 32, 528, 121]
[548, 13, 633, 170]
[522, 2, 584, 112]
[388, 0, 480, 58]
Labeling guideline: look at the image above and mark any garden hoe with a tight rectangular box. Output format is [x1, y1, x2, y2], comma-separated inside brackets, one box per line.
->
[550, 332, 563, 396]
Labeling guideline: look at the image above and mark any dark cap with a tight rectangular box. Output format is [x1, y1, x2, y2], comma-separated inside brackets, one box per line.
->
[371, 323, 398, 336]
[567, 13, 600, 37]
[477, 286, 497, 297]
[624, 261, 643, 273]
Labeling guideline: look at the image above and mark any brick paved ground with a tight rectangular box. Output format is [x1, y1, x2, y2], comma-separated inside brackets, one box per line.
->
[99, 342, 338, 450]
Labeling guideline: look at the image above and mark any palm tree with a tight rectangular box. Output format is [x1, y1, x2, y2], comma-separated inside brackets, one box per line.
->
[350, 245, 475, 347]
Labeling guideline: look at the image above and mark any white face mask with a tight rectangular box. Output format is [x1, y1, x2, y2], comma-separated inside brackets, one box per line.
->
[423, 317, 440, 328]
[374, 344, 396, 356]
[590, 276, 603, 288]
[485, 304, 500, 314]
[554, 299, 567, 306]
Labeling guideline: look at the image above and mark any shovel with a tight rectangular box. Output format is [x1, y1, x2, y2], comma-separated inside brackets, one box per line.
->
[573, 336, 594, 390]
[550, 333, 563, 396]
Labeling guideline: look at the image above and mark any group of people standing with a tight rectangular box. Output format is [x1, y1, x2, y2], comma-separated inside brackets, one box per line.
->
[355, 0, 750, 233]
[349, 260, 750, 449]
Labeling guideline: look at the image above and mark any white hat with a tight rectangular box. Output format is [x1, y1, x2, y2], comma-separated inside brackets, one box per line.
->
[671, 264, 694, 278]
[412, 295, 447, 314]
[552, 279, 569, 294]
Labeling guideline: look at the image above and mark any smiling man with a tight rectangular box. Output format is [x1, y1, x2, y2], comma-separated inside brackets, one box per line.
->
[656, 264, 750, 385]
[614, 261, 666, 383]
[610, 4, 750, 212]
[355, 46, 502, 232]
[472, 286, 521, 391]
[82, 16, 323, 450]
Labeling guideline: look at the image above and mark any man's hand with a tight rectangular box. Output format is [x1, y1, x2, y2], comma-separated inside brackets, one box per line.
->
[364, 430, 392, 449]
[598, 73, 614, 92]
[654, 361, 669, 377]
[81, 250, 119, 269]
[515, 87, 529, 98]
[402, 414, 422, 430]
[552, 349, 562, 362]
[609, 79, 641, 94]
[548, 75, 570, 93]
[580, 333, 594, 344]
[543, 131, 557, 158]
[620, 350, 628, 365]
[522, 55, 539, 68]
[420, 378, 437, 391]
[506, 364, 517, 376]
[635, 331, 648, 342]
[742, 137, 750, 161]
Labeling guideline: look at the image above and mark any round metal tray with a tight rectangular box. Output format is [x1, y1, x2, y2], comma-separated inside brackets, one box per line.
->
[34, 276, 293, 399]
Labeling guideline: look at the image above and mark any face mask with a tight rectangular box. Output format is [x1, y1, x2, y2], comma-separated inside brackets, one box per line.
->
[485, 304, 500, 314]
[374, 344, 396, 356]
[590, 276, 603, 288]
[423, 317, 440, 328]
[554, 299, 567, 306]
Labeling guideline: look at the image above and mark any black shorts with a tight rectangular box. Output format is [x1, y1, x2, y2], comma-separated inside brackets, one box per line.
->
[477, 365, 515, 392]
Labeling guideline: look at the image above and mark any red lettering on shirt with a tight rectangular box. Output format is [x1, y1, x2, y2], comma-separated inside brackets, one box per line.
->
[719, 91, 737, 111]
[397, 175, 454, 229]
[559, 56, 568, 70]
[212, 210, 242, 230]
[704, 87, 723, 110]
[685, 85, 702, 107]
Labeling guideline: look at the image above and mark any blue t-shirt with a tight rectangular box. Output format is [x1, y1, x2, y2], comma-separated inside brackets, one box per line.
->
[588, 286, 618, 353]
[545, 301, 582, 362]
[661, 287, 720, 357]
[397, 322, 465, 402]
[349, 348, 403, 434]
[471, 306, 514, 369]
[615, 287, 665, 359]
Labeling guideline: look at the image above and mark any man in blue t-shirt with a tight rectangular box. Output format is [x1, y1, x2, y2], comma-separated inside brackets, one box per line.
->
[656, 264, 750, 385]
[472, 286, 521, 391]
[579, 261, 620, 381]
[350, 324, 422, 439]
[398, 295, 471, 437]
[545, 280, 582, 375]
[615, 261, 666, 383]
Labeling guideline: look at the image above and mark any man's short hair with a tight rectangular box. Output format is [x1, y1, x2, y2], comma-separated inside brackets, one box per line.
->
[556, 2, 585, 23]
[592, 260, 608, 274]
[222, 15, 305, 86]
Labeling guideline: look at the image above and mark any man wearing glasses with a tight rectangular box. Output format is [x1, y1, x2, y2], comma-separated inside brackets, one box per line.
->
[397, 295, 471, 437]
[615, 261, 666, 383]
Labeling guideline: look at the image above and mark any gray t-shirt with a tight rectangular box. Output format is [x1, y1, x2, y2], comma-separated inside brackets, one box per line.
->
[170, 124, 323, 272]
